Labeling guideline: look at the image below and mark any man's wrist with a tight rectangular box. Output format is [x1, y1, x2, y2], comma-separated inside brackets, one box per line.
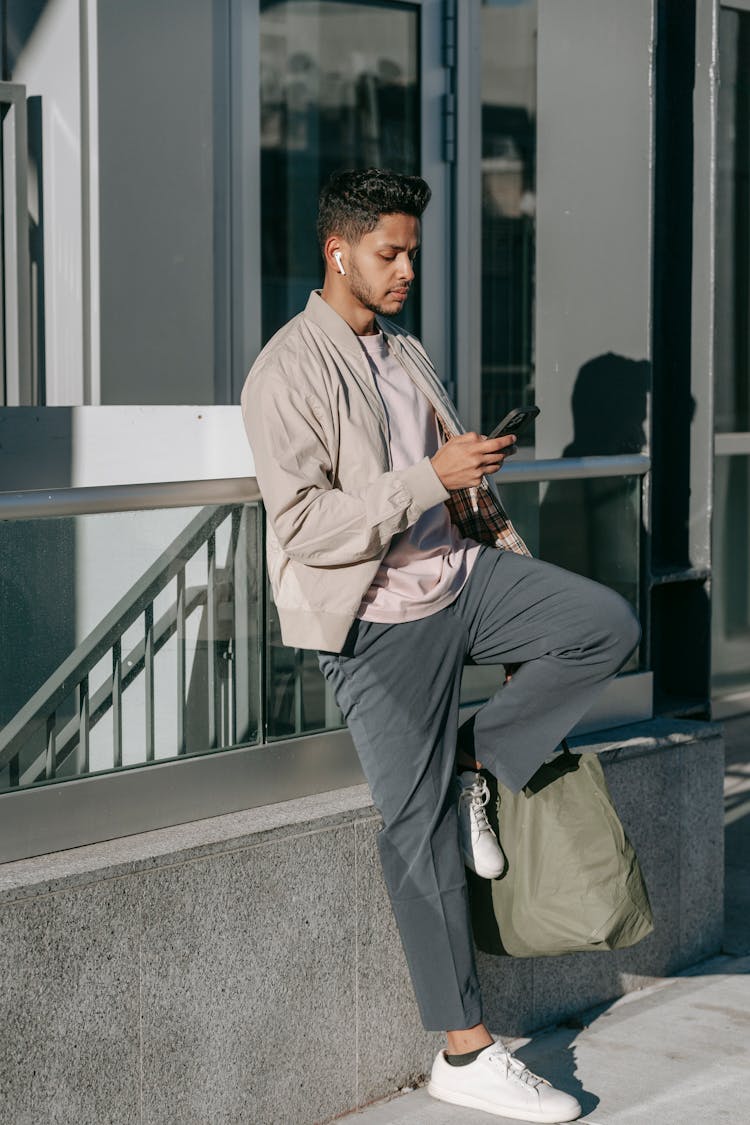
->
[402, 455, 451, 510]
[428, 455, 448, 493]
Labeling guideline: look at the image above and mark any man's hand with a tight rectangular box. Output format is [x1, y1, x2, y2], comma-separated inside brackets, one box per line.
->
[430, 432, 517, 491]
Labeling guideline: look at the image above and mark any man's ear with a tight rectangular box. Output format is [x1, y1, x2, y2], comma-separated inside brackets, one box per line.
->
[324, 236, 351, 275]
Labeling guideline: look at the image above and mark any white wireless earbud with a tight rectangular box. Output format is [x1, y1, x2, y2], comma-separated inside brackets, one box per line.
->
[333, 250, 346, 276]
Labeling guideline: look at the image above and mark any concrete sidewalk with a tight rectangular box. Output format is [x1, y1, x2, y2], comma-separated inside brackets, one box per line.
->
[337, 714, 750, 1125]
[337, 952, 750, 1123]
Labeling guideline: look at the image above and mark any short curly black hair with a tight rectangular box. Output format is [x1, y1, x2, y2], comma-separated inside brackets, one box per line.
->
[316, 168, 431, 256]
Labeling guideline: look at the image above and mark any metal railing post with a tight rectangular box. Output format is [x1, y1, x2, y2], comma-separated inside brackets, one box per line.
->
[0, 82, 32, 405]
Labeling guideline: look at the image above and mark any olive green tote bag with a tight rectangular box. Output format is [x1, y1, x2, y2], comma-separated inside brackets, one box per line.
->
[466, 742, 654, 958]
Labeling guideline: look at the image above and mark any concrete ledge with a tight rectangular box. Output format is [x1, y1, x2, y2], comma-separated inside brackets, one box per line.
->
[0, 783, 377, 904]
[0, 719, 724, 1124]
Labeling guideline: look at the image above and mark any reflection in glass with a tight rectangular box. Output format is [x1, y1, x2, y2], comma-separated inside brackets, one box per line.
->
[716, 7, 750, 435]
[260, 0, 420, 344]
[712, 455, 750, 695]
[713, 9, 750, 697]
[0, 504, 263, 793]
[499, 474, 641, 673]
[481, 0, 537, 442]
[265, 587, 345, 740]
[96, 0, 227, 404]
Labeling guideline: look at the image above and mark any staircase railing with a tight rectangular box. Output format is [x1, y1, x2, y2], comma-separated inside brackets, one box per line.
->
[0, 479, 263, 790]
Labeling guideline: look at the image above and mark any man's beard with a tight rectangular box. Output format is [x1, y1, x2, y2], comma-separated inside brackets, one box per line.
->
[348, 259, 406, 316]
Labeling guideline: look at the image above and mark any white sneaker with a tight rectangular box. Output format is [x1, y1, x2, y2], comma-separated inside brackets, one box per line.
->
[455, 770, 506, 879]
[428, 1038, 583, 1123]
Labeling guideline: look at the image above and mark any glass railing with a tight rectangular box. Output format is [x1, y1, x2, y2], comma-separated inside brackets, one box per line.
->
[266, 597, 344, 741]
[265, 457, 647, 740]
[1, 457, 648, 801]
[0, 481, 269, 794]
[498, 472, 641, 640]
[459, 456, 646, 703]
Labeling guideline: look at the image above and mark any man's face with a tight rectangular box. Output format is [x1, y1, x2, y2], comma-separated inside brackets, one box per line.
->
[344, 212, 420, 317]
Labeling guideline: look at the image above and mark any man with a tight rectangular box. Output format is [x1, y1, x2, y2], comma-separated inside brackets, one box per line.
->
[241, 168, 639, 1122]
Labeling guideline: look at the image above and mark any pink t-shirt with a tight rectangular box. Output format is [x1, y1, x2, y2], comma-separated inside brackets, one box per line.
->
[355, 330, 482, 622]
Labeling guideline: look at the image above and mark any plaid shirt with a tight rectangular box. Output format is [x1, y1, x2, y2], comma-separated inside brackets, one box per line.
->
[434, 412, 532, 558]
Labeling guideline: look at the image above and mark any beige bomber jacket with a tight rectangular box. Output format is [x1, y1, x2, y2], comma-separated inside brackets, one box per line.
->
[240, 290, 529, 653]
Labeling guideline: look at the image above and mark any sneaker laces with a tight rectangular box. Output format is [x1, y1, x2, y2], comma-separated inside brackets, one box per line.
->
[460, 775, 493, 833]
[484, 1041, 549, 1089]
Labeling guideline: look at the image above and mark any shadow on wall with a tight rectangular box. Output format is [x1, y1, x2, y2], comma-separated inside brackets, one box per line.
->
[4, 0, 48, 74]
[538, 352, 710, 707]
[539, 352, 651, 606]
[560, 352, 651, 458]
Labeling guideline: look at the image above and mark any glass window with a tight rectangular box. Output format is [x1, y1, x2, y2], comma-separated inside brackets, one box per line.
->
[712, 454, 750, 696]
[260, 0, 421, 345]
[481, 0, 537, 444]
[713, 8, 750, 698]
[716, 6, 750, 436]
[97, 0, 230, 405]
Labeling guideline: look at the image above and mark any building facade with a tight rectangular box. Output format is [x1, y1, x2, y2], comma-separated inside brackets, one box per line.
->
[0, 0, 746, 860]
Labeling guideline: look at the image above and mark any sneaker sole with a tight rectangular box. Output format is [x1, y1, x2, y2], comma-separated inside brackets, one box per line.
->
[461, 852, 506, 880]
[427, 1078, 582, 1123]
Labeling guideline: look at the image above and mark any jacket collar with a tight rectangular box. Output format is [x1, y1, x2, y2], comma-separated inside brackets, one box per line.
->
[302, 288, 462, 436]
[303, 288, 408, 359]
[303, 290, 368, 360]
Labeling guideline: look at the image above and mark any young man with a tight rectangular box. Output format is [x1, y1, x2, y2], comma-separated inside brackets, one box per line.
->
[241, 168, 639, 1122]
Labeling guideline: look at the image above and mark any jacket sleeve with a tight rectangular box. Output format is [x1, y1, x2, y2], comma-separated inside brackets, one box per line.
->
[242, 369, 450, 567]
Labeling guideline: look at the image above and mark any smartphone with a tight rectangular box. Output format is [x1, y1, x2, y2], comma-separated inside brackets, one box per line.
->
[486, 405, 540, 441]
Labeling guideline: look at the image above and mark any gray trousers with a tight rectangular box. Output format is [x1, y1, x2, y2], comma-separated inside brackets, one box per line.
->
[316, 545, 640, 1031]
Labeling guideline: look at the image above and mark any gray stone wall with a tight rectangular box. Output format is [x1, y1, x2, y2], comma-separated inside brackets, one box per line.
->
[0, 720, 724, 1124]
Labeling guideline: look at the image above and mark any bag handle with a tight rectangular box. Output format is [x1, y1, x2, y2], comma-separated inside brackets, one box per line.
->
[522, 737, 581, 795]
[559, 736, 578, 759]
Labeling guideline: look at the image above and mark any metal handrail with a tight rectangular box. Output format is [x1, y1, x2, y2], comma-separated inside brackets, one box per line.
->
[0, 477, 261, 520]
[0, 454, 650, 520]
[715, 433, 750, 456]
[495, 453, 650, 484]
